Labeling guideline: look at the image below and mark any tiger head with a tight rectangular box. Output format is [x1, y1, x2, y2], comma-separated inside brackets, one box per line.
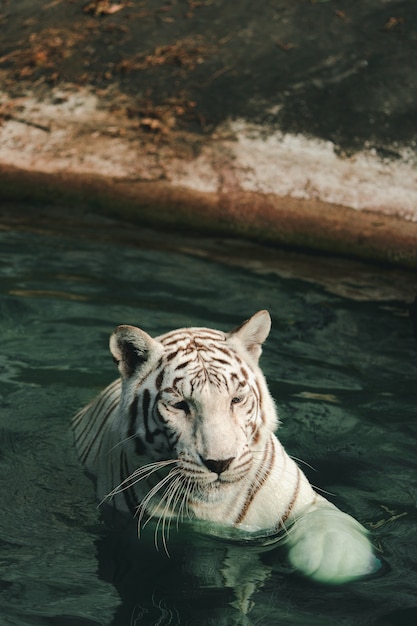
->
[109, 310, 277, 499]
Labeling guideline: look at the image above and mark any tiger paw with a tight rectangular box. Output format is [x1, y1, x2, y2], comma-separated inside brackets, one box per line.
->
[286, 507, 381, 584]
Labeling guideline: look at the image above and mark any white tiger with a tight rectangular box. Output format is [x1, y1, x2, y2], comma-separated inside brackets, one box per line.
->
[72, 310, 379, 584]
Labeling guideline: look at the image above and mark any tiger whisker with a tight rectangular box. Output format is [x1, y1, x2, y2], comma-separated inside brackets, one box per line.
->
[136, 468, 183, 537]
[284, 455, 336, 497]
[184, 479, 196, 521]
[168, 475, 189, 529]
[289, 455, 317, 472]
[287, 455, 336, 496]
[137, 472, 178, 529]
[105, 459, 178, 501]
[124, 459, 178, 486]
[310, 483, 336, 497]
[106, 433, 137, 454]
[156, 475, 185, 554]
[154, 477, 179, 551]
[177, 476, 193, 525]
[250, 446, 268, 454]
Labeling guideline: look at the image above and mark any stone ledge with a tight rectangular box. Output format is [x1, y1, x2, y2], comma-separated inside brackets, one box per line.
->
[2, 163, 417, 269]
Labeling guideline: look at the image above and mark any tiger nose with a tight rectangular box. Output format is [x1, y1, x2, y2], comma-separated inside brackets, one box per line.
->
[201, 457, 235, 475]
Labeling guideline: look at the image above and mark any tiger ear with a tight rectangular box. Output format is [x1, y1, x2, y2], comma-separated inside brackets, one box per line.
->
[228, 310, 271, 362]
[109, 325, 162, 379]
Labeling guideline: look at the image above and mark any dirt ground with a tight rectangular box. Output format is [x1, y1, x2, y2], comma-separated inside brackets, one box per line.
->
[2, 0, 416, 151]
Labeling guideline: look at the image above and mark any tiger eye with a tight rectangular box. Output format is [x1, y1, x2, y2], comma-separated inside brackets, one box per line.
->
[172, 400, 190, 413]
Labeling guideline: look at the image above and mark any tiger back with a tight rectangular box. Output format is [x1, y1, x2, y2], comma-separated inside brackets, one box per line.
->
[72, 310, 379, 584]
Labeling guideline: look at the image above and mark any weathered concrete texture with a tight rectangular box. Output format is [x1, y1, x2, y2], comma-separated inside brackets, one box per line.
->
[1, 1, 417, 267]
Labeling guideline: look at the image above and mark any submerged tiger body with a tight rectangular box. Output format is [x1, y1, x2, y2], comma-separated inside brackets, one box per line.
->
[73, 310, 378, 584]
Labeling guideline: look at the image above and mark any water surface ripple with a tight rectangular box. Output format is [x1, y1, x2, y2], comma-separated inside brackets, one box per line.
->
[0, 228, 416, 626]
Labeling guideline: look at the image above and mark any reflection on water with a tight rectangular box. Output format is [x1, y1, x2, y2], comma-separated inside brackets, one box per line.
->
[0, 225, 416, 626]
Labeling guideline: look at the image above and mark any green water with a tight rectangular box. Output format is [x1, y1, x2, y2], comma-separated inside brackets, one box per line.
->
[0, 224, 416, 626]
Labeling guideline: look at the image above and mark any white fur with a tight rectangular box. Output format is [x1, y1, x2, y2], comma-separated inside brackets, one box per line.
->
[286, 506, 380, 583]
[73, 310, 379, 585]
